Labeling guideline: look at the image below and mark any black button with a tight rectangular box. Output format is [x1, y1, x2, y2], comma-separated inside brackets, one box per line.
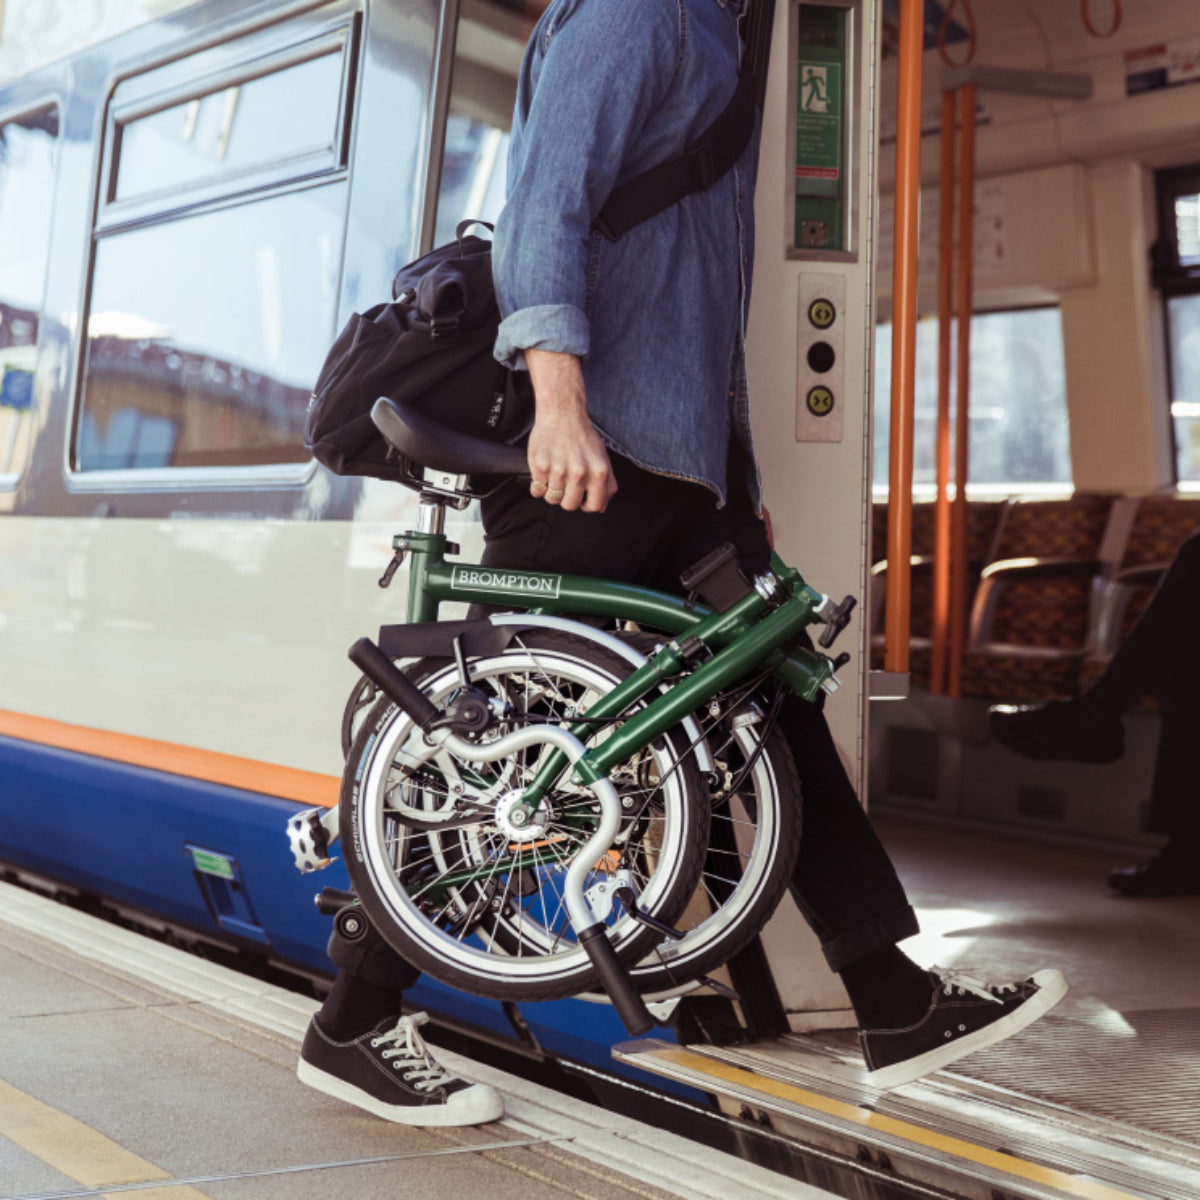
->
[807, 341, 836, 373]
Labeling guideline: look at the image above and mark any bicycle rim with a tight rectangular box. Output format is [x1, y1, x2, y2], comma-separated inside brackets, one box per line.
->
[628, 705, 802, 994]
[341, 630, 708, 1001]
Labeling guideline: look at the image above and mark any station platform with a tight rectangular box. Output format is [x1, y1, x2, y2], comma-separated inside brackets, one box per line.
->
[0, 880, 822, 1200]
[6, 821, 1200, 1200]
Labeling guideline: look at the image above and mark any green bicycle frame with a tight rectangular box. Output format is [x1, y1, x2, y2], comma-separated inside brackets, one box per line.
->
[391, 516, 842, 822]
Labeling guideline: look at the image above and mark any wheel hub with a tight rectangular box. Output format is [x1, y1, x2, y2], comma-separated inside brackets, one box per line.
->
[494, 791, 551, 842]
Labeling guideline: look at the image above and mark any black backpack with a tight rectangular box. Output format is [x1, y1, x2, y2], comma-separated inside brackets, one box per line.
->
[303, 0, 776, 485]
[304, 222, 531, 484]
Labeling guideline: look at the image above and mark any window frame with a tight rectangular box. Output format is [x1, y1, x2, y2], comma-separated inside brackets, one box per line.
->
[68, 0, 361, 492]
[0, 97, 63, 491]
[1153, 163, 1200, 295]
[1153, 164, 1200, 486]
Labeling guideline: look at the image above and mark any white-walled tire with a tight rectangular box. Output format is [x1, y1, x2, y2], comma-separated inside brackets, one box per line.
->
[340, 629, 709, 1001]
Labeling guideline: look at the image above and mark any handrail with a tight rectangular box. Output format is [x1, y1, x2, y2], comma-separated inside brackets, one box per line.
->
[884, 0, 926, 675]
[949, 82, 977, 697]
[931, 89, 957, 695]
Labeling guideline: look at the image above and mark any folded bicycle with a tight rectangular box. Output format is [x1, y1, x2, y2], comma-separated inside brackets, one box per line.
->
[290, 397, 856, 1036]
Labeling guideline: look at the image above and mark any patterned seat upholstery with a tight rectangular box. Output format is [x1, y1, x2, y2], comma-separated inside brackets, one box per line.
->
[958, 494, 1114, 701]
[870, 500, 1004, 688]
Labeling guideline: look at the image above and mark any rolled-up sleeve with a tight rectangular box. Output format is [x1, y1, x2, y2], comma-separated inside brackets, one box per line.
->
[493, 0, 681, 369]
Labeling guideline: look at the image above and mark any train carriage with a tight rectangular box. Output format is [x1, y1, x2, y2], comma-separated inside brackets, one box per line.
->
[4, 2, 1200, 1197]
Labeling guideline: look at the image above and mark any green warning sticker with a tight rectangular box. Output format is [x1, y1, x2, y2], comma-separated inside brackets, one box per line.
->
[796, 61, 842, 180]
[190, 848, 235, 880]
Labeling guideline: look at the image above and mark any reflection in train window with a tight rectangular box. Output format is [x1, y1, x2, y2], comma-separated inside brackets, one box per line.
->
[1174, 191, 1200, 268]
[1168, 293, 1200, 482]
[433, 1, 549, 245]
[113, 48, 346, 203]
[1157, 170, 1200, 482]
[0, 105, 58, 478]
[874, 307, 1071, 493]
[76, 185, 346, 471]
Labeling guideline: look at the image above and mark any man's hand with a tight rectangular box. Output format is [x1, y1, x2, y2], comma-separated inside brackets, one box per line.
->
[525, 349, 617, 513]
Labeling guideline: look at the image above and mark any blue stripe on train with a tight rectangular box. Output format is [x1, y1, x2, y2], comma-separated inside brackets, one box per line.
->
[0, 733, 695, 1095]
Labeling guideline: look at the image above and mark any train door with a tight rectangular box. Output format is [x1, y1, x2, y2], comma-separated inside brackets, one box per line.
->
[745, 0, 879, 1023]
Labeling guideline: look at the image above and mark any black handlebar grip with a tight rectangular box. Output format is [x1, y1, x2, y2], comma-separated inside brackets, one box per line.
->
[578, 923, 655, 1036]
[349, 637, 440, 730]
[315, 887, 356, 915]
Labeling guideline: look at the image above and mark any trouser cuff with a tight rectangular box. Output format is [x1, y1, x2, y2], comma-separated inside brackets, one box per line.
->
[327, 922, 420, 991]
[820, 905, 921, 973]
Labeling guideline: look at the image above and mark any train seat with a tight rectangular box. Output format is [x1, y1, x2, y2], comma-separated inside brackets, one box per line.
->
[869, 499, 1005, 689]
[957, 494, 1115, 702]
[1077, 494, 1200, 698]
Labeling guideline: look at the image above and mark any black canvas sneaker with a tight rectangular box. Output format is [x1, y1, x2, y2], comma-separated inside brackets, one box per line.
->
[861, 967, 1068, 1090]
[297, 1013, 505, 1126]
[989, 698, 1124, 764]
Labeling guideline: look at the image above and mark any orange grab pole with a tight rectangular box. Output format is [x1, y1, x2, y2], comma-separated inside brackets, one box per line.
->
[949, 82, 976, 699]
[931, 89, 956, 696]
[885, 0, 925, 675]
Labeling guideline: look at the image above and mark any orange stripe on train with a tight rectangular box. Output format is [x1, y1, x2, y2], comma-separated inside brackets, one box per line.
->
[0, 709, 339, 809]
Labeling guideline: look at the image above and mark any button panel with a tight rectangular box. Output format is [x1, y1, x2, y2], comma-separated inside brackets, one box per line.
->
[796, 273, 846, 443]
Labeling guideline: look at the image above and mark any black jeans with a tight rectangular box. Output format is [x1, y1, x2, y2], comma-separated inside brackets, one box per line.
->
[1088, 531, 1200, 843]
[480, 451, 918, 970]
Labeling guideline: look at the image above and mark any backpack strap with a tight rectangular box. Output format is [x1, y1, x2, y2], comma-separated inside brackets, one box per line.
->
[593, 0, 777, 242]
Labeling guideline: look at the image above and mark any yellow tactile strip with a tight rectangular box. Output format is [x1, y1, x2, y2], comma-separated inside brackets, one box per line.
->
[0, 1077, 212, 1199]
[637, 1046, 1151, 1200]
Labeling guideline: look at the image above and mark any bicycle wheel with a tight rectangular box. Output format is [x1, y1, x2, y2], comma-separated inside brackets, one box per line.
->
[628, 705, 802, 995]
[340, 628, 709, 1001]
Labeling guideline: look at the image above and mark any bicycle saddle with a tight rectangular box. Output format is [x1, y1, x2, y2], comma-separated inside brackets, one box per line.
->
[371, 396, 529, 478]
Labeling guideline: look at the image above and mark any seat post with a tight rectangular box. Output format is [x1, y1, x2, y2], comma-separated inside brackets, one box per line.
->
[417, 494, 446, 537]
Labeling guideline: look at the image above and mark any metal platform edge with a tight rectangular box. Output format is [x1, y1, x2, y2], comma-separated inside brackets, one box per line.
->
[613, 1036, 1200, 1200]
[0, 880, 826, 1200]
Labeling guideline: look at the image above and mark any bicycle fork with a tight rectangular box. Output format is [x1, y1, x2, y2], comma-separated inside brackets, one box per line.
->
[348, 637, 656, 1036]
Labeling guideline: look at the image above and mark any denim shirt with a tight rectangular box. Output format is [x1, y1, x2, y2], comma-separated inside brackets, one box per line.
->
[492, 0, 759, 506]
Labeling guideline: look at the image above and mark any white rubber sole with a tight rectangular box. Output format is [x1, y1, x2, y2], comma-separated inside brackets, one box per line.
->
[867, 969, 1069, 1091]
[297, 1058, 505, 1126]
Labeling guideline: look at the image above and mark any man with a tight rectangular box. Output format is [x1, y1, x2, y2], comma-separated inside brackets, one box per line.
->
[297, 0, 1066, 1121]
[992, 532, 1200, 896]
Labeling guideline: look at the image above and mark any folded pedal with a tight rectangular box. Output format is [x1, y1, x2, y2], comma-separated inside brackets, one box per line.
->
[288, 806, 340, 873]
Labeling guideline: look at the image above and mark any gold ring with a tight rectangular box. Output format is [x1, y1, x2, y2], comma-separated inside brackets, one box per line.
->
[530, 479, 548, 492]
[546, 487, 565, 502]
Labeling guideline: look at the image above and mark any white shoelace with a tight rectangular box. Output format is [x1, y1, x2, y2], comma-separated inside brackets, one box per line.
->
[933, 966, 1019, 1005]
[371, 1013, 456, 1091]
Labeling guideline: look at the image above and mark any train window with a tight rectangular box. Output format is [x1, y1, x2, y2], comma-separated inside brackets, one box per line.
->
[74, 16, 358, 476]
[1166, 294, 1200, 482]
[112, 47, 347, 205]
[873, 307, 1072, 494]
[0, 104, 59, 480]
[77, 185, 345, 471]
[1154, 166, 1200, 482]
[432, 1, 550, 246]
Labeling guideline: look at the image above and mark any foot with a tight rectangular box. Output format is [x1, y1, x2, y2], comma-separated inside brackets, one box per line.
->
[297, 1013, 505, 1126]
[1108, 848, 1200, 897]
[861, 967, 1068, 1090]
[989, 697, 1124, 764]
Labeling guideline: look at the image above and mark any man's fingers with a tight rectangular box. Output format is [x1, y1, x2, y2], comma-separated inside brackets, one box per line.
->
[581, 464, 616, 513]
[555, 464, 588, 512]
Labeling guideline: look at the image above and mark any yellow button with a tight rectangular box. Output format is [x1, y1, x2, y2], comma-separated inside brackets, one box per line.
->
[806, 386, 835, 417]
[808, 298, 836, 330]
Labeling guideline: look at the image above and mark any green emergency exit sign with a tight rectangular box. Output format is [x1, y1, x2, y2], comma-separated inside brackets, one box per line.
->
[795, 4, 847, 252]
